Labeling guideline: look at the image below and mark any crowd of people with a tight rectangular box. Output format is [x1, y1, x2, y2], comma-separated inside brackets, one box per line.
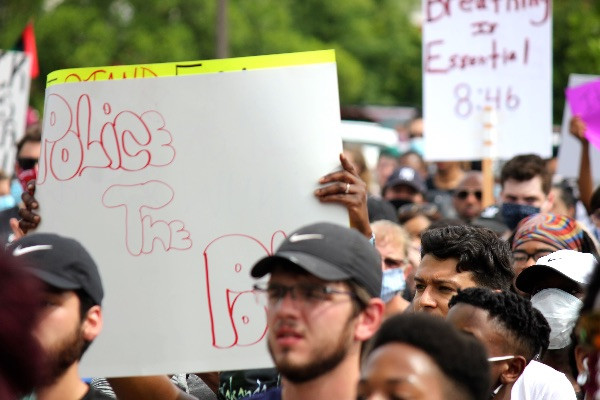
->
[1, 110, 600, 400]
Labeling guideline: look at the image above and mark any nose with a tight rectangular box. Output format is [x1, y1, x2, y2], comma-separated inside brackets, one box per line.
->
[365, 392, 387, 400]
[417, 287, 437, 310]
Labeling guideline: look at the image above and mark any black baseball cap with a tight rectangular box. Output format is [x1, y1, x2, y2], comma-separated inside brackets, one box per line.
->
[9, 233, 104, 305]
[384, 166, 426, 194]
[251, 222, 382, 298]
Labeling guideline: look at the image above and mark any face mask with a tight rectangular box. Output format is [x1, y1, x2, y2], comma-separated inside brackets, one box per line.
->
[0, 194, 16, 212]
[583, 351, 600, 399]
[409, 137, 425, 157]
[380, 268, 406, 303]
[531, 288, 583, 350]
[389, 199, 412, 212]
[10, 178, 23, 206]
[501, 203, 540, 230]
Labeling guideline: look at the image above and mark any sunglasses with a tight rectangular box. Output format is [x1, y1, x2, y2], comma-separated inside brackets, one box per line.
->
[17, 157, 38, 170]
[455, 190, 482, 200]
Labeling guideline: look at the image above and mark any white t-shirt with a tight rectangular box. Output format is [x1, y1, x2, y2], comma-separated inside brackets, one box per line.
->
[511, 360, 577, 400]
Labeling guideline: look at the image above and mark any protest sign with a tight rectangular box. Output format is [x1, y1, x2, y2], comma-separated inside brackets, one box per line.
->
[422, 0, 552, 161]
[558, 74, 600, 185]
[38, 50, 349, 376]
[566, 78, 600, 151]
[0, 51, 31, 174]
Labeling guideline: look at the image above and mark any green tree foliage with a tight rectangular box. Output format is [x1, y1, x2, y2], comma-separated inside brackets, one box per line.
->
[3, 0, 600, 124]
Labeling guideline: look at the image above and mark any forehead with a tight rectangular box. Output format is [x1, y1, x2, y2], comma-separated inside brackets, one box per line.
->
[446, 304, 498, 342]
[376, 239, 406, 259]
[457, 175, 482, 190]
[267, 266, 331, 286]
[416, 255, 476, 286]
[19, 141, 41, 159]
[513, 239, 559, 252]
[362, 343, 447, 397]
[502, 177, 545, 197]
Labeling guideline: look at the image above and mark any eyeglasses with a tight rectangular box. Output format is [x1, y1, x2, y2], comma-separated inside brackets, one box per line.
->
[455, 190, 482, 200]
[17, 157, 38, 170]
[488, 355, 515, 362]
[575, 311, 600, 351]
[383, 257, 408, 269]
[511, 250, 553, 263]
[253, 282, 357, 307]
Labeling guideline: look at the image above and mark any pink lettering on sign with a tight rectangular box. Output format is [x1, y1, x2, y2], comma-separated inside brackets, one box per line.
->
[204, 231, 286, 349]
[102, 181, 192, 256]
[38, 93, 175, 184]
[425, 0, 550, 26]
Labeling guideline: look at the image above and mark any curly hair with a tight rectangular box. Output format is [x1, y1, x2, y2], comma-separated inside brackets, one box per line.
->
[366, 313, 491, 400]
[449, 287, 550, 360]
[421, 225, 514, 291]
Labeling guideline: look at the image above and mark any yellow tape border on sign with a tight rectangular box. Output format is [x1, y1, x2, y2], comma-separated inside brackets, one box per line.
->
[46, 50, 335, 88]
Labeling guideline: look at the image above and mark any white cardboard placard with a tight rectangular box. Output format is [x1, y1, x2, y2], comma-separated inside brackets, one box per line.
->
[0, 51, 31, 174]
[37, 52, 349, 376]
[422, 1, 552, 161]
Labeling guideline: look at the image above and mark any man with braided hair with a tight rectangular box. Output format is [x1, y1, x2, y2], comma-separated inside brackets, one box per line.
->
[447, 287, 576, 400]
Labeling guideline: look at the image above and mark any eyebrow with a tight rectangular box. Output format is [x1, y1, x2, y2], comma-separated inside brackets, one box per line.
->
[414, 277, 459, 286]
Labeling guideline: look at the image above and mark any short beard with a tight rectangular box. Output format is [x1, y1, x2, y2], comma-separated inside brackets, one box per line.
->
[268, 318, 354, 383]
[40, 325, 86, 386]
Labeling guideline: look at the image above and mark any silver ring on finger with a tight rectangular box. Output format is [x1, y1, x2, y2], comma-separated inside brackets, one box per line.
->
[345, 182, 350, 194]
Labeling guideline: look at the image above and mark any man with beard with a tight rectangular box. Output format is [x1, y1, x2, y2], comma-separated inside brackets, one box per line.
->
[247, 222, 385, 399]
[10, 233, 108, 400]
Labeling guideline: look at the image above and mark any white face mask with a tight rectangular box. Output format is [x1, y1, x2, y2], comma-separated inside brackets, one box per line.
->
[531, 288, 583, 350]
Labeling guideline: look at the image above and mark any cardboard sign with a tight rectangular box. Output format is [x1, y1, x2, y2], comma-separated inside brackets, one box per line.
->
[558, 74, 600, 185]
[566, 79, 600, 151]
[0, 51, 31, 174]
[38, 50, 350, 376]
[422, 0, 552, 161]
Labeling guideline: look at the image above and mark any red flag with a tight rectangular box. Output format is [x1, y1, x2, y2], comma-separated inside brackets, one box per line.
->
[15, 22, 39, 79]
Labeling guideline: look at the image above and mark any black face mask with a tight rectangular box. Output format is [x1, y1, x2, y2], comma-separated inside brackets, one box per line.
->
[501, 203, 540, 230]
[388, 199, 412, 212]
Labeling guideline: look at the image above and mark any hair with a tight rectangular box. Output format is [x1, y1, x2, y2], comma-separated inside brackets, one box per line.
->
[0, 254, 44, 399]
[554, 179, 579, 209]
[366, 313, 491, 400]
[371, 220, 410, 257]
[500, 154, 551, 194]
[449, 287, 551, 360]
[591, 185, 600, 212]
[16, 127, 42, 157]
[421, 225, 515, 291]
[343, 143, 371, 188]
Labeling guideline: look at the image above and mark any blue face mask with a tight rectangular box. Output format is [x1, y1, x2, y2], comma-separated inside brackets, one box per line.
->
[380, 268, 406, 303]
[0, 193, 16, 212]
[409, 137, 425, 157]
[10, 179, 23, 206]
[501, 203, 540, 230]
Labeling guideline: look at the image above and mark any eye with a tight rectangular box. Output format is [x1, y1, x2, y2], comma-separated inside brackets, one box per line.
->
[299, 284, 329, 301]
[415, 283, 426, 291]
[439, 286, 455, 293]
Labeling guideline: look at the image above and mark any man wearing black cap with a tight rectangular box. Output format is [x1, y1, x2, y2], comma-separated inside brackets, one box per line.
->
[247, 222, 384, 400]
[10, 233, 109, 400]
[382, 166, 426, 211]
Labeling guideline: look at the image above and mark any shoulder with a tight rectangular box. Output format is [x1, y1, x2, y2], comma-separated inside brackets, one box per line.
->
[243, 387, 282, 400]
[81, 384, 116, 400]
[512, 361, 576, 400]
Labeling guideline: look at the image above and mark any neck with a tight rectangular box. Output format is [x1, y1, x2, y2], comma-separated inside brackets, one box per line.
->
[281, 352, 359, 400]
[36, 363, 88, 400]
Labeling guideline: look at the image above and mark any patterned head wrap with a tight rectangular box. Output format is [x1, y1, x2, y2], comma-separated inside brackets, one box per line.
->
[512, 213, 584, 251]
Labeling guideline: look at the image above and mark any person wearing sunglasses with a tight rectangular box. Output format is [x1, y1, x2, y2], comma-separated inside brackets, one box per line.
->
[453, 171, 484, 224]
[447, 287, 577, 400]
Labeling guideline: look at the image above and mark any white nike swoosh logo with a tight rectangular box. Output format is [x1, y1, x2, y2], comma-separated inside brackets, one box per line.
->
[288, 234, 324, 242]
[13, 245, 53, 256]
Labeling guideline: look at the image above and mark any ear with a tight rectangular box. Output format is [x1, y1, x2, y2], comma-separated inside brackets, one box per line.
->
[81, 305, 103, 341]
[542, 190, 555, 213]
[354, 298, 384, 342]
[500, 356, 527, 385]
[574, 344, 590, 375]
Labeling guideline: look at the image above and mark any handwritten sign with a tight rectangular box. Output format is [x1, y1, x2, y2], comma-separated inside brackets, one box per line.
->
[37, 50, 349, 376]
[566, 79, 600, 151]
[0, 51, 31, 174]
[558, 74, 600, 185]
[422, 0, 552, 161]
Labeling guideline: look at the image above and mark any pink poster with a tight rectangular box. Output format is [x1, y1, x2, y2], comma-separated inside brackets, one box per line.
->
[566, 79, 600, 151]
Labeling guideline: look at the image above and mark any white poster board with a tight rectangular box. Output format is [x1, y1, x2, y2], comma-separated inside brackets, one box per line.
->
[0, 51, 31, 174]
[557, 73, 600, 186]
[37, 50, 349, 376]
[422, 1, 552, 161]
